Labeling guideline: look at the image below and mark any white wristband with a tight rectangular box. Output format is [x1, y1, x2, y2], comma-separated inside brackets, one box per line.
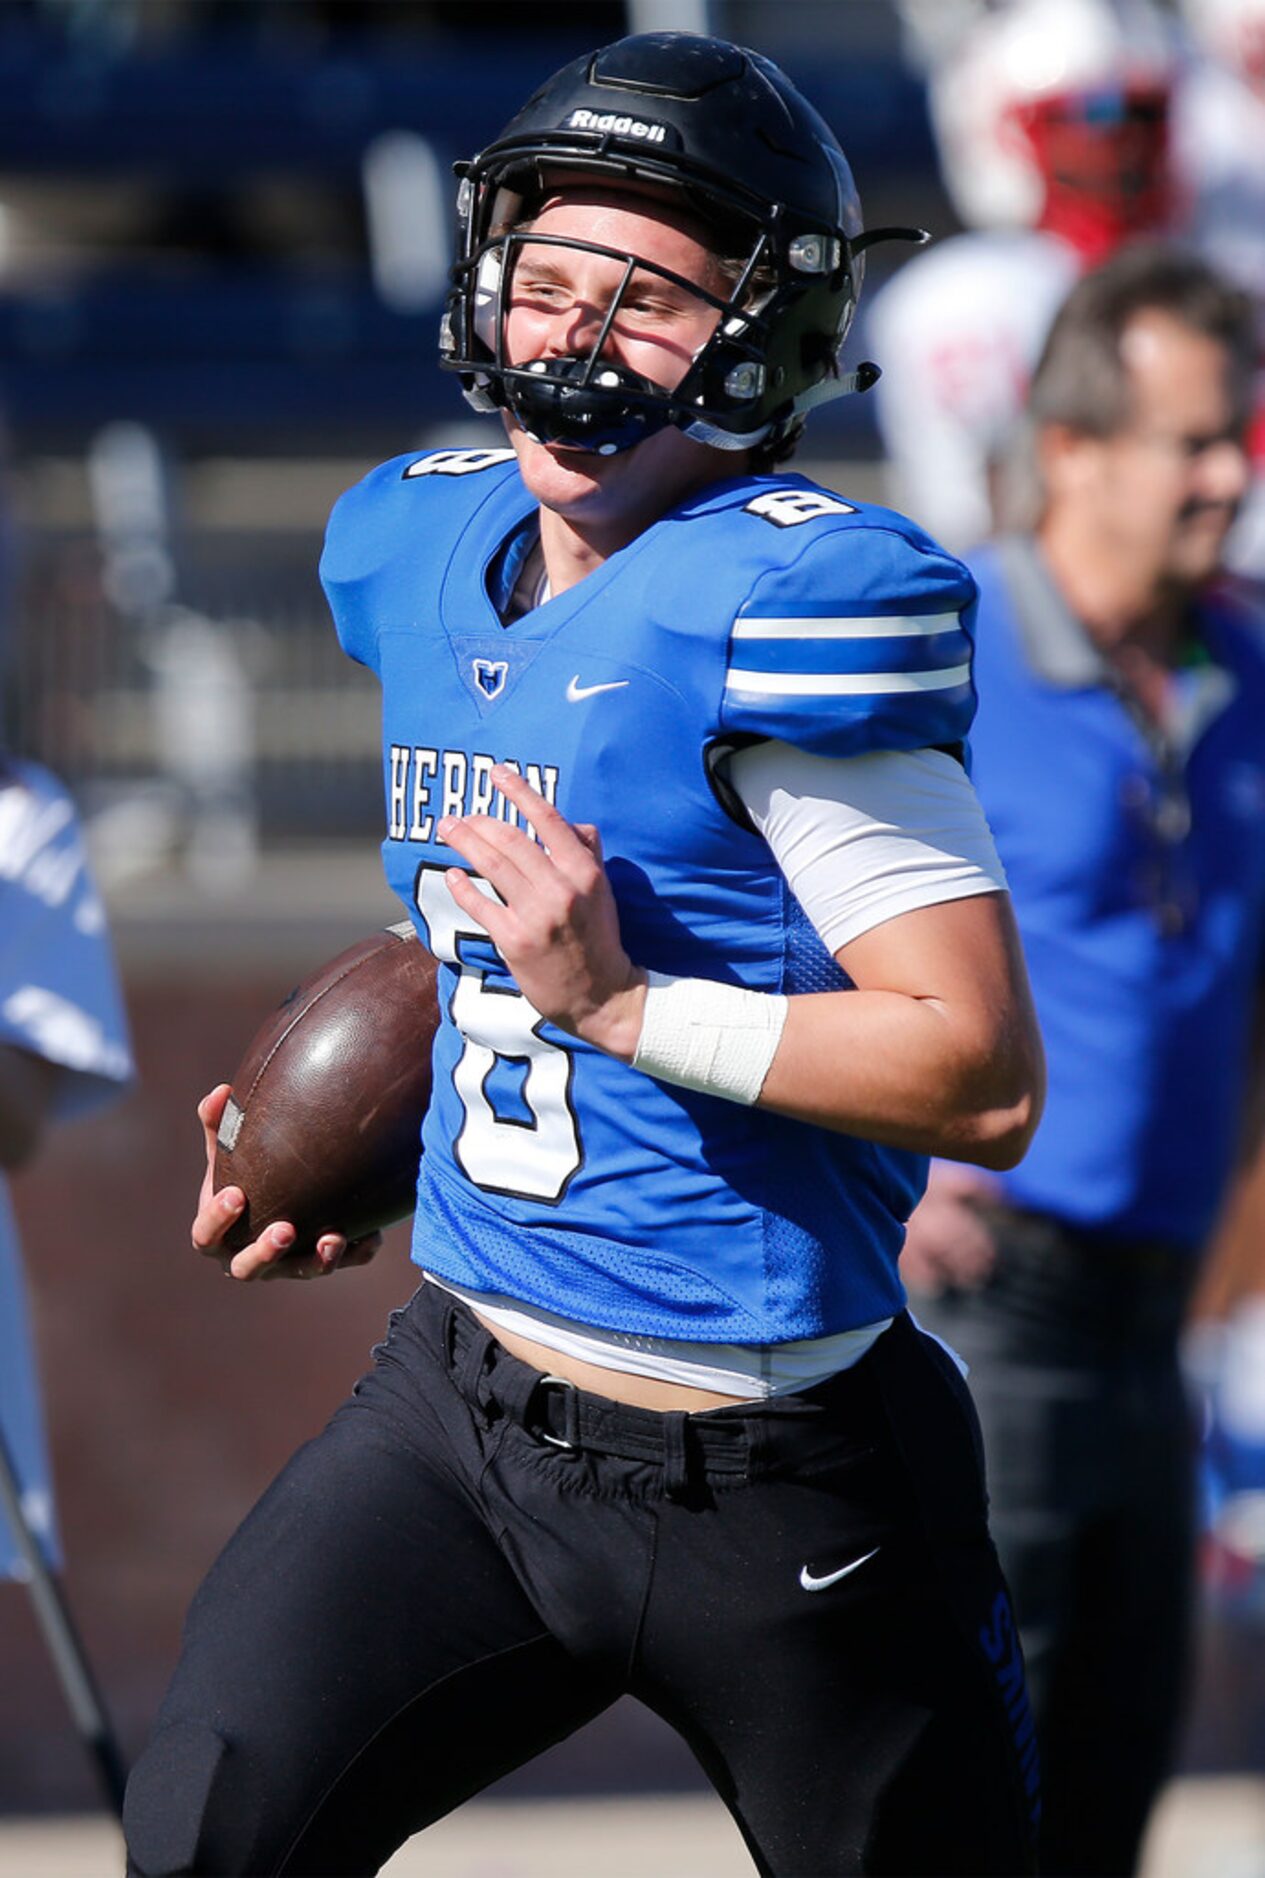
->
[631, 971, 789, 1106]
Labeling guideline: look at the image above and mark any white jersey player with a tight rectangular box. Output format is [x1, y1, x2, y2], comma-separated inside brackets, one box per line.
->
[870, 0, 1176, 550]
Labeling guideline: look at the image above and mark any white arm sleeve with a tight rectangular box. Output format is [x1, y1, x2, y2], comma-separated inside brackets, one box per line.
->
[726, 740, 1008, 957]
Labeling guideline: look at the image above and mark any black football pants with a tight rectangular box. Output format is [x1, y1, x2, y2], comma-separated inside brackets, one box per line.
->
[123, 1286, 1039, 1877]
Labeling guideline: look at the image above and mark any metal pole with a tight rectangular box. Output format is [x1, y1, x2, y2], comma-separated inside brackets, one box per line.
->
[0, 1421, 128, 1818]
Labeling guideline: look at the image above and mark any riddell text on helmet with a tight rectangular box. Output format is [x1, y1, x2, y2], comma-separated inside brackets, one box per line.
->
[565, 109, 668, 142]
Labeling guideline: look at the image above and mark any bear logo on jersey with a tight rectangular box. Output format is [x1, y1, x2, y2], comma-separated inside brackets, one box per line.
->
[473, 659, 509, 701]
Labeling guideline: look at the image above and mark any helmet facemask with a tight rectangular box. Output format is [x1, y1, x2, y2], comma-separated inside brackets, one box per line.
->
[454, 213, 792, 456]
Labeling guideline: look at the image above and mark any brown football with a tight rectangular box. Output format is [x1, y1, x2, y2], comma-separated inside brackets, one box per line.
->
[214, 921, 440, 1255]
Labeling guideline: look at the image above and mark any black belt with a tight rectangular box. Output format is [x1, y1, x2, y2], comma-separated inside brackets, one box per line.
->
[526, 1373, 754, 1474]
[436, 1292, 757, 1491]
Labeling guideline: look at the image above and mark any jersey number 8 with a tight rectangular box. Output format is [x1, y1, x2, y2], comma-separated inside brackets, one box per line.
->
[413, 866, 583, 1204]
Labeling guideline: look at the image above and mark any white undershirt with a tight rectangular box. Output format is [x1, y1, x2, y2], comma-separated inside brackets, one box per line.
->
[434, 738, 1008, 1396]
[727, 739, 1007, 952]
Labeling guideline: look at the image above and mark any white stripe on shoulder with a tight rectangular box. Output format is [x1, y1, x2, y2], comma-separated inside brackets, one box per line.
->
[724, 663, 972, 697]
[731, 612, 962, 641]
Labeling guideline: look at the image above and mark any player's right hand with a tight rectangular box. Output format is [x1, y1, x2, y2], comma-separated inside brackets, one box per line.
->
[899, 1161, 1001, 1296]
[192, 1085, 381, 1282]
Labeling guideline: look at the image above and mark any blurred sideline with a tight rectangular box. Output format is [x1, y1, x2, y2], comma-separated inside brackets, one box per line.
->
[3, 1779, 1265, 1878]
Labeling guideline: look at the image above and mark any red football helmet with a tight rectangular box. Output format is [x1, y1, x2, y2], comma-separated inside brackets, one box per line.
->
[930, 0, 1177, 262]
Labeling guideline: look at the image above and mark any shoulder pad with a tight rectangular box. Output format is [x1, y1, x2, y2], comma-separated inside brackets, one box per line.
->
[320, 447, 520, 645]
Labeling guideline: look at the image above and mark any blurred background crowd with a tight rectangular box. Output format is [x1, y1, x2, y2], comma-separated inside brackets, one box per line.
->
[2, 0, 1265, 1868]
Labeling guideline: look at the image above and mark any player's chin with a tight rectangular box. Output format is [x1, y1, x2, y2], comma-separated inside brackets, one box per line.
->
[513, 431, 621, 503]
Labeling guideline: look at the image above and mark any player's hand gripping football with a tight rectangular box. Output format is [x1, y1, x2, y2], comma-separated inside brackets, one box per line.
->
[191, 1084, 383, 1281]
[438, 764, 648, 1061]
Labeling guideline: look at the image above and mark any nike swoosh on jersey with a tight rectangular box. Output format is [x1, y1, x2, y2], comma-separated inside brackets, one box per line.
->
[566, 676, 630, 702]
[799, 1546, 880, 1591]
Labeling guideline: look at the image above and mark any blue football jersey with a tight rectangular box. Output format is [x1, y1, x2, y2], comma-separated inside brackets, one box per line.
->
[321, 449, 979, 1342]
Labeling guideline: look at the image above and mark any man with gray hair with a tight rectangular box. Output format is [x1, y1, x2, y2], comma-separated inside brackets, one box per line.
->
[903, 241, 1265, 1875]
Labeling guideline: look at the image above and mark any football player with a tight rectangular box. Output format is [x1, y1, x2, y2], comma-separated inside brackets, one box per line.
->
[124, 34, 1045, 1878]
[871, 0, 1178, 550]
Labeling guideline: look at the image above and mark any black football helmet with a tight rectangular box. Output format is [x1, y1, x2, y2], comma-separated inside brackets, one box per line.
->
[440, 32, 923, 456]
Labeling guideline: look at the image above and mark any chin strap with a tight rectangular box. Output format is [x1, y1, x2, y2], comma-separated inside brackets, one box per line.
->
[503, 355, 674, 455]
[836, 360, 882, 397]
[504, 345, 883, 459]
[793, 358, 882, 417]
